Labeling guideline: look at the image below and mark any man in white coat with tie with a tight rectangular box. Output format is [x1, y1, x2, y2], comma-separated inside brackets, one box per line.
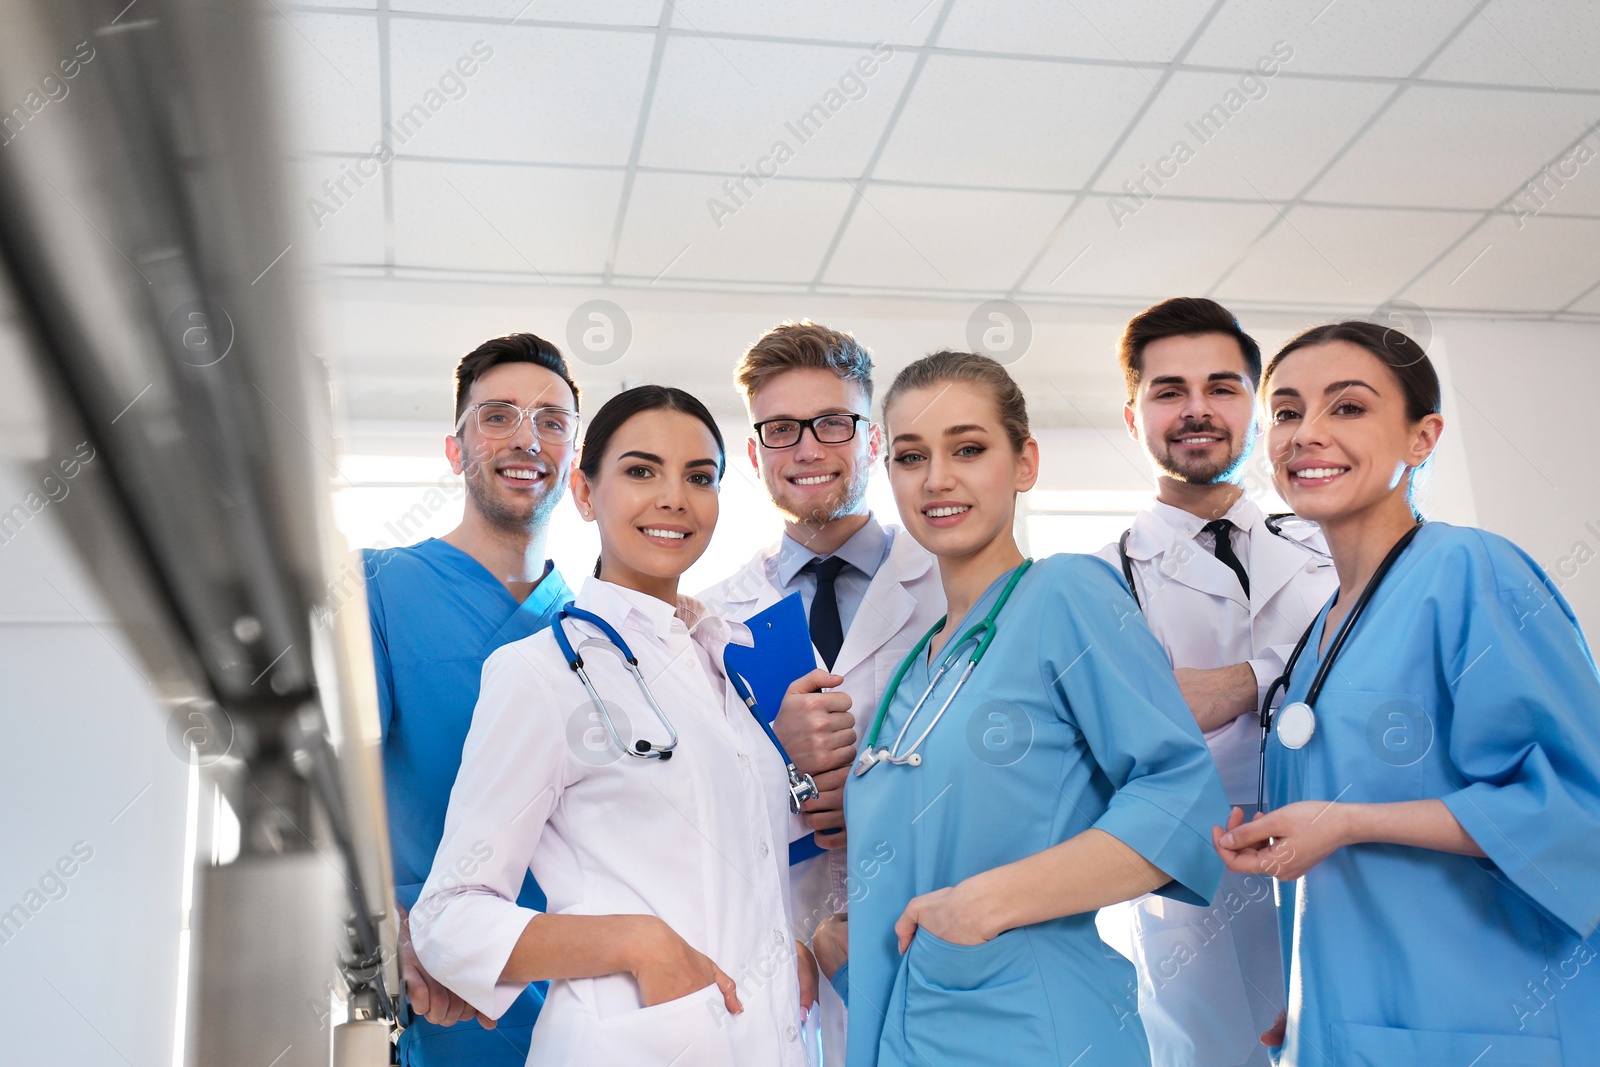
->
[1096, 298, 1337, 1067]
[699, 321, 944, 1067]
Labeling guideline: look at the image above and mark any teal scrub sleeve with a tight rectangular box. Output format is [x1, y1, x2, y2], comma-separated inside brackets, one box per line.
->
[828, 962, 849, 1005]
[1440, 531, 1600, 940]
[1041, 555, 1228, 906]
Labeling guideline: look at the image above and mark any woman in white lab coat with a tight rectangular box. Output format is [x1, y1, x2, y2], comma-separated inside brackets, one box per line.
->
[411, 385, 813, 1067]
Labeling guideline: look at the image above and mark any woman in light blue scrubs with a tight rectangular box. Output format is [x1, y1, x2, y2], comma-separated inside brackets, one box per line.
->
[824, 351, 1228, 1066]
[1215, 321, 1600, 1066]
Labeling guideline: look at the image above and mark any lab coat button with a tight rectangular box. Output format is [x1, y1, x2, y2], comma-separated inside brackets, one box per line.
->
[1306, 561, 1318, 573]
[785, 1025, 799, 1042]
[772, 929, 785, 947]
[758, 840, 769, 857]
[738, 752, 752, 766]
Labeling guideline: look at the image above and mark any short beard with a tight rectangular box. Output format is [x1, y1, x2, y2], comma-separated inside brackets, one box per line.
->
[1152, 430, 1251, 486]
[776, 463, 871, 528]
[463, 453, 563, 536]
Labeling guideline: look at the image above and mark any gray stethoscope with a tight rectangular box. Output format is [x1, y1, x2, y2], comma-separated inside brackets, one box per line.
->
[1117, 512, 1332, 610]
[551, 604, 820, 814]
[855, 560, 1033, 776]
[1254, 522, 1424, 810]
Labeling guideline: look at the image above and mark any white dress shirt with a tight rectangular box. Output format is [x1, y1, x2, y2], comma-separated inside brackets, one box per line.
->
[411, 578, 807, 1067]
[1096, 495, 1336, 1067]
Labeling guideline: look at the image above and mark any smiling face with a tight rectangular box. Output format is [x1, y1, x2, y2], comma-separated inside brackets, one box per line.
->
[883, 379, 1038, 561]
[1125, 332, 1258, 485]
[1264, 340, 1442, 525]
[570, 407, 723, 593]
[746, 367, 880, 527]
[445, 361, 578, 534]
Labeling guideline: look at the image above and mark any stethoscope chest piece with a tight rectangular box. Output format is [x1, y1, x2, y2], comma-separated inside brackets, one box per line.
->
[1276, 701, 1316, 750]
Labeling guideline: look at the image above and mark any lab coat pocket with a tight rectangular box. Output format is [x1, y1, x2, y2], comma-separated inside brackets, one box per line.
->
[589, 982, 739, 1067]
[903, 928, 1055, 1061]
[1331, 1021, 1562, 1066]
[1129, 894, 1260, 1067]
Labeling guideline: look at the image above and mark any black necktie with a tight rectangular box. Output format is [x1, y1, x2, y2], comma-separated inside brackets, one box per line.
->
[805, 556, 848, 670]
[1202, 519, 1250, 597]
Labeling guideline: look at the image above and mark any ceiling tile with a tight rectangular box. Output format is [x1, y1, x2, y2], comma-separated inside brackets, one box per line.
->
[293, 157, 388, 267]
[940, 0, 1211, 63]
[1403, 213, 1600, 312]
[394, 0, 663, 25]
[1093, 71, 1393, 200]
[639, 38, 914, 179]
[1187, 0, 1475, 78]
[612, 172, 855, 284]
[1307, 86, 1600, 209]
[822, 185, 1072, 291]
[387, 22, 654, 165]
[671, 0, 936, 46]
[1019, 196, 1279, 297]
[274, 12, 381, 155]
[1567, 280, 1600, 314]
[1213, 206, 1480, 308]
[873, 55, 1152, 188]
[390, 161, 622, 275]
[1424, 0, 1600, 89]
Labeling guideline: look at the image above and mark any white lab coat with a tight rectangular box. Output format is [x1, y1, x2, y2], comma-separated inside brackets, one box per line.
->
[1094, 497, 1337, 1067]
[699, 520, 945, 1067]
[411, 578, 807, 1067]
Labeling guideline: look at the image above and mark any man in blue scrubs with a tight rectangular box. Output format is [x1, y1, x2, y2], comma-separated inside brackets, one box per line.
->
[363, 332, 582, 1066]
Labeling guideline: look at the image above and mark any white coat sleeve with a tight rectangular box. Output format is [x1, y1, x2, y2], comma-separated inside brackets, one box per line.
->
[410, 642, 569, 1018]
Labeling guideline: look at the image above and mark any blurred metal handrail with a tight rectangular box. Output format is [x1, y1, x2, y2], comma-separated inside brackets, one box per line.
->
[0, 1, 396, 1063]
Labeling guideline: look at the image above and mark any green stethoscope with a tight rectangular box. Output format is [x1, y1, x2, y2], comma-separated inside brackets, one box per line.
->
[854, 559, 1033, 776]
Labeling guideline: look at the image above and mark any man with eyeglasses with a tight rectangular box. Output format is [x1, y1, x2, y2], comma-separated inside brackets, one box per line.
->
[699, 321, 944, 1067]
[362, 332, 582, 1067]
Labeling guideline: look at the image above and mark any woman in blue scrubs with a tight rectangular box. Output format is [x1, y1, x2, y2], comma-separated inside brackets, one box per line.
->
[1214, 321, 1600, 1066]
[826, 351, 1228, 1066]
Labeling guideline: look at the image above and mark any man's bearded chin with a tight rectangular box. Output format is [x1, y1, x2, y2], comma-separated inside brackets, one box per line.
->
[1155, 432, 1251, 485]
[463, 454, 562, 534]
[778, 465, 871, 527]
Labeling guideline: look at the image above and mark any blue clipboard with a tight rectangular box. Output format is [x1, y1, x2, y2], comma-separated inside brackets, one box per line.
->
[722, 592, 816, 725]
[721, 593, 836, 866]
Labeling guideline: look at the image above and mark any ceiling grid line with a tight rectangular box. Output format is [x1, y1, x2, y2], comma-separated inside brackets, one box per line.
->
[803, 0, 960, 291]
[600, 0, 677, 284]
[1199, 1, 1492, 299]
[279, 4, 1600, 99]
[377, 0, 395, 273]
[1003, 0, 1231, 299]
[1385, 116, 1600, 306]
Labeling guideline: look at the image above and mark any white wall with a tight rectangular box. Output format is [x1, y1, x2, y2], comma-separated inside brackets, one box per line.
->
[1441, 318, 1600, 635]
[0, 461, 190, 1066]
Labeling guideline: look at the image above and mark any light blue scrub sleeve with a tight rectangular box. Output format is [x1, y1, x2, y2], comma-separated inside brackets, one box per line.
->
[1044, 556, 1228, 906]
[361, 548, 396, 739]
[1440, 532, 1600, 940]
[827, 962, 848, 1004]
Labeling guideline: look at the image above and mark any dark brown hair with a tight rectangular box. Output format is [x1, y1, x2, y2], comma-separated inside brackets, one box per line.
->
[734, 320, 874, 404]
[453, 333, 581, 425]
[577, 385, 725, 482]
[1262, 320, 1441, 421]
[1119, 297, 1262, 402]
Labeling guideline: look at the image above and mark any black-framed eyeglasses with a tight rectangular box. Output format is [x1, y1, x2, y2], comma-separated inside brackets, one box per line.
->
[456, 402, 581, 443]
[752, 413, 869, 449]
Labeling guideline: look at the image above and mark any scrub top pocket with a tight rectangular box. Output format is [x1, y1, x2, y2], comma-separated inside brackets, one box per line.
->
[902, 929, 1056, 1062]
[588, 982, 740, 1067]
[1330, 1021, 1563, 1067]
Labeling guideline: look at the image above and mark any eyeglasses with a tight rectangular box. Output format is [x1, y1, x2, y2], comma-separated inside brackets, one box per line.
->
[456, 402, 581, 443]
[753, 413, 868, 449]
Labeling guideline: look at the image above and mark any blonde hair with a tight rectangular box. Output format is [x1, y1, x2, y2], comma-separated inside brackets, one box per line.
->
[733, 320, 874, 403]
[882, 350, 1030, 452]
